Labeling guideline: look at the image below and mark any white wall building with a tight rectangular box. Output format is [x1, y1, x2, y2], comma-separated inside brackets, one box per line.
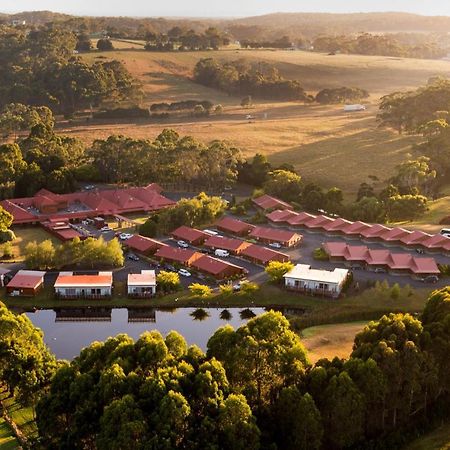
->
[127, 270, 156, 298]
[54, 271, 113, 299]
[284, 264, 349, 298]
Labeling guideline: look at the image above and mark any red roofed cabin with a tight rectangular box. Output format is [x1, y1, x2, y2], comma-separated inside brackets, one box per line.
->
[154, 246, 202, 266]
[125, 235, 167, 256]
[252, 194, 292, 211]
[6, 270, 45, 297]
[241, 244, 290, 266]
[215, 217, 254, 237]
[249, 226, 302, 248]
[54, 272, 113, 299]
[204, 235, 251, 255]
[171, 226, 209, 246]
[191, 255, 246, 280]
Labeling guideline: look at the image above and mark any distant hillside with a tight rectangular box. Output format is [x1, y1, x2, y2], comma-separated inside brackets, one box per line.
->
[0, 10, 71, 24]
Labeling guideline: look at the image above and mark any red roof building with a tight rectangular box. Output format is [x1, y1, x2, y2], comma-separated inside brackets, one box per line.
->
[250, 226, 302, 247]
[322, 242, 440, 276]
[6, 270, 45, 296]
[341, 221, 372, 237]
[154, 246, 202, 266]
[126, 235, 167, 255]
[322, 217, 353, 233]
[1, 184, 175, 225]
[171, 226, 210, 246]
[420, 234, 450, 251]
[191, 255, 245, 279]
[303, 215, 335, 230]
[203, 235, 251, 255]
[215, 217, 255, 236]
[266, 209, 299, 225]
[287, 211, 317, 227]
[41, 220, 85, 241]
[360, 224, 391, 240]
[382, 227, 412, 244]
[252, 194, 292, 211]
[399, 230, 432, 246]
[241, 244, 290, 265]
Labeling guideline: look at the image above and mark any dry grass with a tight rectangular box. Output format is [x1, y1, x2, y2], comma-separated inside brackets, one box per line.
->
[55, 49, 450, 201]
[301, 321, 366, 363]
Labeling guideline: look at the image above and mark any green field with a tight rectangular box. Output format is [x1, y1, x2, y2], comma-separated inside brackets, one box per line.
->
[0, 418, 18, 450]
[55, 48, 450, 203]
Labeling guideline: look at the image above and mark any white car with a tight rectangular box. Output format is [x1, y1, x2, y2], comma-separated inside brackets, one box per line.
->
[269, 242, 282, 249]
[119, 233, 133, 240]
[100, 226, 112, 233]
[178, 268, 192, 277]
[177, 240, 189, 248]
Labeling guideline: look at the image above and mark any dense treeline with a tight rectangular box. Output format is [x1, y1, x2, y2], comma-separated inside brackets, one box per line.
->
[0, 286, 449, 448]
[315, 87, 369, 104]
[144, 27, 229, 51]
[194, 59, 310, 102]
[0, 109, 243, 197]
[24, 236, 124, 270]
[0, 25, 141, 115]
[313, 32, 447, 59]
[240, 36, 293, 49]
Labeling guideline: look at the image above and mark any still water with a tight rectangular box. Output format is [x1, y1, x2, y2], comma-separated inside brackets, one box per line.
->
[25, 307, 266, 360]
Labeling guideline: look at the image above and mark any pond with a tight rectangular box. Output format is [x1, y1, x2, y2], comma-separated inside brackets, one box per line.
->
[24, 307, 267, 360]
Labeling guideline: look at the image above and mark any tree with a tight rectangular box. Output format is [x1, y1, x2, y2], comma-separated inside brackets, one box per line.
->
[263, 169, 302, 202]
[24, 239, 56, 270]
[265, 261, 294, 283]
[240, 282, 259, 294]
[75, 33, 92, 52]
[325, 187, 344, 214]
[386, 194, 427, 221]
[156, 271, 181, 293]
[189, 283, 212, 297]
[274, 388, 323, 450]
[0, 205, 13, 232]
[97, 38, 114, 51]
[207, 311, 309, 409]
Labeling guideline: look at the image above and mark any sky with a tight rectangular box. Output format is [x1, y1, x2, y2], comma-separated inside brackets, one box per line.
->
[2, 0, 450, 18]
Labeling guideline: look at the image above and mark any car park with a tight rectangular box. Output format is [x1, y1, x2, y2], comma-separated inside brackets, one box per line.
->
[268, 242, 282, 249]
[177, 240, 189, 248]
[127, 253, 140, 261]
[119, 233, 133, 240]
[178, 268, 192, 277]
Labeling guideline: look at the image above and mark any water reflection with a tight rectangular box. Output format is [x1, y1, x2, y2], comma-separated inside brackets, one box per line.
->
[219, 309, 232, 321]
[25, 306, 268, 360]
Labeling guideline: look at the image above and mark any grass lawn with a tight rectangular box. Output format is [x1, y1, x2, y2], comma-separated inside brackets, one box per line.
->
[2, 227, 60, 262]
[405, 420, 450, 450]
[301, 321, 367, 363]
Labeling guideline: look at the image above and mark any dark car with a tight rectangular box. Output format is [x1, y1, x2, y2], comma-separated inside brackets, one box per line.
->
[422, 275, 439, 283]
[127, 253, 140, 261]
[164, 264, 177, 272]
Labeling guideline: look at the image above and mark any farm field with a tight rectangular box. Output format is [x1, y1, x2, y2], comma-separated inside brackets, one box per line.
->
[301, 321, 367, 363]
[60, 48, 450, 198]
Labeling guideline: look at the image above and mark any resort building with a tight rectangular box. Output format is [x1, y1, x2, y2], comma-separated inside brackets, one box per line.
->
[54, 272, 113, 299]
[215, 216, 255, 236]
[127, 270, 156, 298]
[6, 270, 45, 297]
[171, 226, 210, 246]
[249, 226, 302, 247]
[284, 264, 349, 298]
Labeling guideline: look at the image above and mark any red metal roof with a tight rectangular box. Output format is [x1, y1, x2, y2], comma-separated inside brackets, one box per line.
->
[171, 226, 209, 243]
[191, 255, 244, 275]
[126, 235, 166, 253]
[322, 217, 353, 232]
[322, 242, 348, 257]
[155, 246, 202, 264]
[250, 226, 302, 243]
[252, 194, 292, 210]
[366, 249, 391, 265]
[7, 273, 44, 289]
[241, 244, 290, 264]
[266, 209, 299, 223]
[341, 221, 372, 235]
[360, 224, 391, 238]
[399, 230, 432, 245]
[54, 274, 113, 287]
[409, 258, 440, 274]
[204, 235, 251, 252]
[304, 215, 335, 229]
[421, 234, 450, 249]
[0, 200, 37, 223]
[215, 216, 254, 234]
[287, 211, 317, 226]
[382, 227, 411, 242]
[344, 245, 369, 261]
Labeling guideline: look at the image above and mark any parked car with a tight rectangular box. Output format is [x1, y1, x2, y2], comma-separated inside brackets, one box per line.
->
[178, 268, 192, 277]
[374, 267, 387, 273]
[215, 249, 230, 257]
[119, 233, 133, 240]
[245, 114, 255, 120]
[177, 240, 189, 248]
[422, 275, 439, 283]
[233, 283, 241, 291]
[127, 253, 140, 261]
[100, 226, 112, 233]
[164, 264, 177, 272]
[84, 184, 95, 191]
[268, 242, 282, 249]
[415, 248, 425, 254]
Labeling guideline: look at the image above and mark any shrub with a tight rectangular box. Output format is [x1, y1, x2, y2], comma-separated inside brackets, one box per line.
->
[313, 247, 329, 261]
[156, 271, 181, 293]
[0, 229, 15, 243]
[219, 284, 234, 296]
[189, 283, 212, 297]
[1, 242, 13, 259]
[265, 261, 294, 283]
[93, 107, 150, 119]
[240, 281, 259, 294]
